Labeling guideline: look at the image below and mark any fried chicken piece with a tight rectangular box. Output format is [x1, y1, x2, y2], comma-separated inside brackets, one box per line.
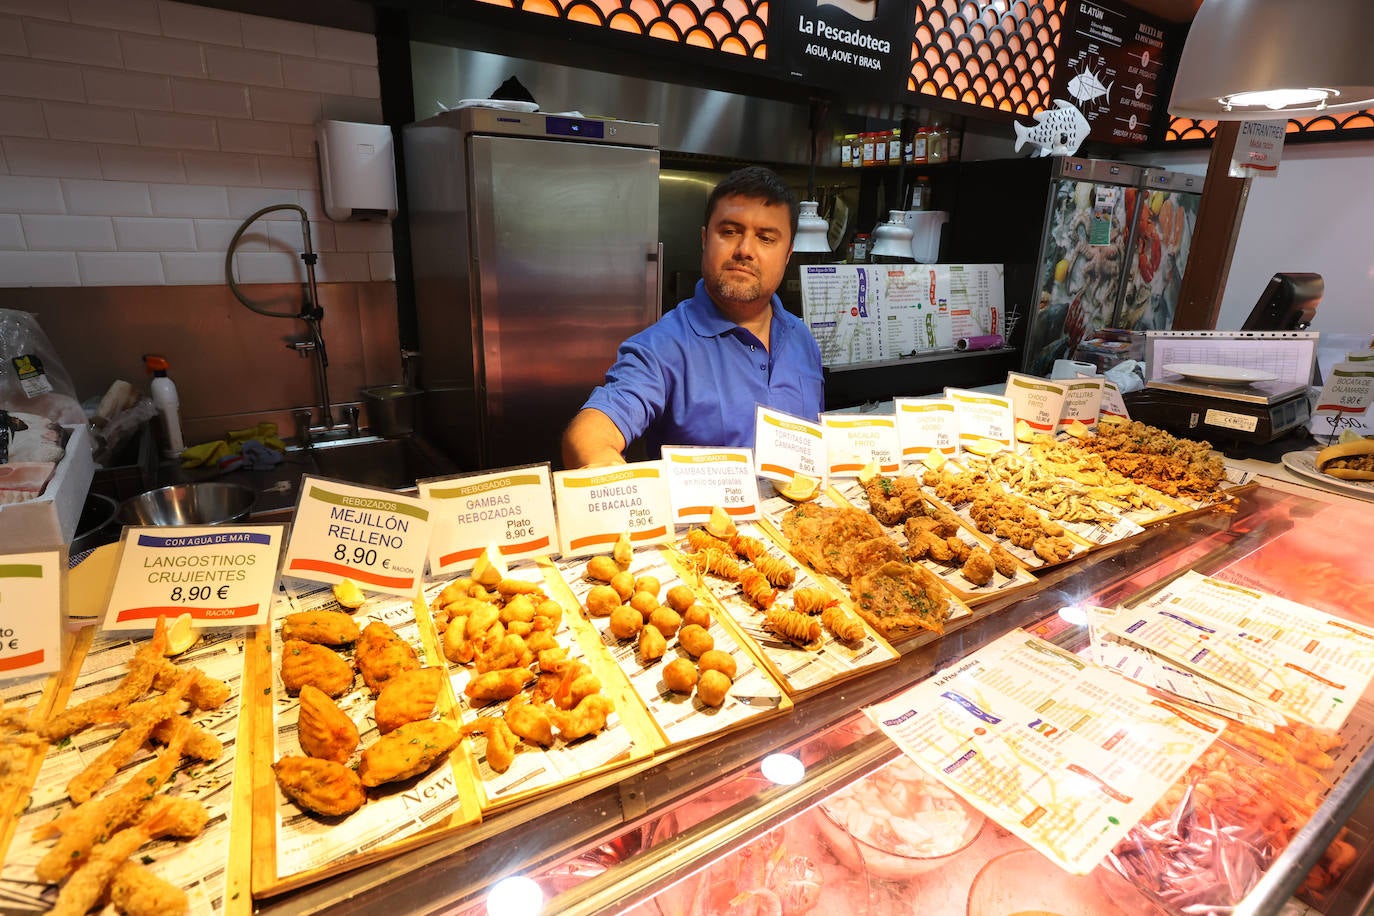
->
[861, 475, 908, 526]
[358, 720, 461, 787]
[475, 633, 534, 674]
[273, 755, 365, 816]
[990, 544, 1019, 578]
[960, 548, 996, 585]
[355, 621, 421, 694]
[465, 667, 536, 703]
[281, 610, 362, 646]
[550, 694, 615, 741]
[297, 684, 360, 762]
[837, 536, 905, 581]
[110, 860, 188, 916]
[374, 667, 443, 734]
[505, 694, 554, 747]
[946, 536, 972, 565]
[1034, 536, 1076, 564]
[280, 639, 354, 698]
[464, 716, 518, 773]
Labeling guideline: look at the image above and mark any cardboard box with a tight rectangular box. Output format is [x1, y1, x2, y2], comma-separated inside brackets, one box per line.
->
[0, 424, 94, 551]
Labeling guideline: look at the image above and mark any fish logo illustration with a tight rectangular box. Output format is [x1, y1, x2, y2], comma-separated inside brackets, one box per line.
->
[1068, 66, 1112, 107]
[1013, 100, 1091, 157]
[817, 0, 877, 22]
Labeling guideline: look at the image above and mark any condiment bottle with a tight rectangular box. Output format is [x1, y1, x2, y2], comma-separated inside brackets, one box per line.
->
[841, 133, 857, 167]
[911, 127, 930, 165]
[888, 129, 902, 165]
[144, 354, 185, 459]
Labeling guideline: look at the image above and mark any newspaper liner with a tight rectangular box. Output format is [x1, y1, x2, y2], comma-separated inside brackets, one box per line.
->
[2, 628, 249, 915]
[663, 520, 899, 697]
[419, 561, 647, 808]
[830, 478, 1038, 603]
[267, 582, 479, 883]
[549, 545, 791, 746]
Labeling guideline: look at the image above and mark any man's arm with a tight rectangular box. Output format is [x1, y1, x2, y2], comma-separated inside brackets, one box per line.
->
[561, 408, 629, 469]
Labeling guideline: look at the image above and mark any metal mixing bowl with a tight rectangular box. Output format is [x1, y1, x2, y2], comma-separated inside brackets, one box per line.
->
[117, 482, 256, 526]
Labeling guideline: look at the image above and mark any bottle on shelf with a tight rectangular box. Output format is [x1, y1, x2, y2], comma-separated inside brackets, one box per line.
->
[887, 129, 902, 165]
[841, 133, 857, 167]
[144, 354, 184, 459]
[861, 132, 876, 167]
[927, 123, 947, 164]
[910, 126, 930, 165]
[849, 233, 871, 262]
[909, 175, 933, 210]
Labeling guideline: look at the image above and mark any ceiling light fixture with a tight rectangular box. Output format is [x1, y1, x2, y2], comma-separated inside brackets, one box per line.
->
[1168, 0, 1374, 120]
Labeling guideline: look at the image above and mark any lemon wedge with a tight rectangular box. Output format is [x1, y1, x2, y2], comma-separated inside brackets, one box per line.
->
[163, 612, 198, 657]
[921, 450, 947, 471]
[704, 506, 737, 539]
[472, 543, 508, 588]
[1014, 419, 1036, 443]
[962, 438, 1004, 458]
[613, 530, 634, 569]
[856, 461, 881, 485]
[776, 473, 820, 502]
[332, 577, 366, 609]
[1063, 420, 1093, 440]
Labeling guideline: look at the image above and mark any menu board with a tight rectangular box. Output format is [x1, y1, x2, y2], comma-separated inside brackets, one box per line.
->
[1052, 0, 1172, 146]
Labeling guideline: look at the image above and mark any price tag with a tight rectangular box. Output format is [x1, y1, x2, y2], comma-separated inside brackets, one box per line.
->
[0, 550, 62, 677]
[1099, 380, 1131, 421]
[661, 446, 761, 526]
[946, 387, 1014, 454]
[553, 461, 674, 558]
[281, 477, 433, 596]
[894, 397, 957, 462]
[420, 463, 559, 575]
[753, 406, 825, 484]
[102, 526, 283, 631]
[1058, 377, 1105, 432]
[822, 413, 899, 476]
[1006, 372, 1068, 435]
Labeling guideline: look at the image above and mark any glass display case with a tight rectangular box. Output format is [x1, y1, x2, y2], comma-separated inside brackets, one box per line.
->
[253, 478, 1374, 916]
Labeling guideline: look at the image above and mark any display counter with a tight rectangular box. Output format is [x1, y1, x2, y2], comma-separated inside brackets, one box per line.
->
[245, 476, 1374, 916]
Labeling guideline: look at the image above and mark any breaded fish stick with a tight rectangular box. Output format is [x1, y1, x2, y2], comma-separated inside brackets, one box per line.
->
[151, 660, 231, 710]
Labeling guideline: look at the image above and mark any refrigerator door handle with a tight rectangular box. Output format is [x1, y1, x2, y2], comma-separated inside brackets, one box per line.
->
[649, 241, 664, 320]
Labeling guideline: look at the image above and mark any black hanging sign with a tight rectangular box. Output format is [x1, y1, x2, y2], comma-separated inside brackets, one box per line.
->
[770, 0, 912, 97]
[1051, 0, 1172, 146]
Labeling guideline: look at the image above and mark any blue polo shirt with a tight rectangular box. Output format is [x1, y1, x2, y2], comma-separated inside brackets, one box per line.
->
[583, 280, 824, 457]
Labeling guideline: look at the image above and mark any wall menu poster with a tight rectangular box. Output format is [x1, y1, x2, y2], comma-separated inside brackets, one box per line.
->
[769, 0, 911, 96]
[1051, 0, 1171, 146]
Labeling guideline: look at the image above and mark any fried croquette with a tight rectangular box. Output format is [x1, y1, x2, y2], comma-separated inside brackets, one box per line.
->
[273, 755, 365, 815]
[374, 667, 443, 733]
[358, 720, 461, 786]
[960, 548, 996, 585]
[280, 639, 354, 697]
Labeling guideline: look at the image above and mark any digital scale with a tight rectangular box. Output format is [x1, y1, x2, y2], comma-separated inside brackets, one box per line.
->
[1123, 330, 1318, 447]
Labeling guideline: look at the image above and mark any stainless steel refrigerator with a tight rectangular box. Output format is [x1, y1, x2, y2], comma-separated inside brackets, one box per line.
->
[404, 108, 661, 470]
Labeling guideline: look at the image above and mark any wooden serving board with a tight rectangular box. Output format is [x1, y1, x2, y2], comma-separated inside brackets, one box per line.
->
[250, 581, 483, 899]
[419, 560, 658, 815]
[548, 545, 792, 749]
[2, 624, 254, 916]
[661, 522, 900, 699]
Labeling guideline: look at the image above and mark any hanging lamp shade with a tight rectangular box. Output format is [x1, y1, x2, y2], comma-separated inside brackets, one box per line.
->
[793, 200, 833, 254]
[1168, 0, 1374, 119]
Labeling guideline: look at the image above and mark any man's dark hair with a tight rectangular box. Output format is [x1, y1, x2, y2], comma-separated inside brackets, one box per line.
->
[704, 166, 799, 244]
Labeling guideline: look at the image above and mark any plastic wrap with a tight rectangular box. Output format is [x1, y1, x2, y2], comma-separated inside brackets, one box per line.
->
[0, 310, 84, 425]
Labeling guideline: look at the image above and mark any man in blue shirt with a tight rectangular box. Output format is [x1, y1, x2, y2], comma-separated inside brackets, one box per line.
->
[562, 167, 824, 468]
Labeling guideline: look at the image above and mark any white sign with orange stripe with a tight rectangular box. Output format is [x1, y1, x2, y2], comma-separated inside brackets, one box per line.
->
[661, 447, 760, 527]
[0, 549, 62, 676]
[822, 412, 899, 477]
[281, 477, 432, 597]
[553, 461, 674, 559]
[753, 405, 825, 486]
[419, 463, 559, 576]
[102, 525, 284, 631]
[1006, 372, 1068, 436]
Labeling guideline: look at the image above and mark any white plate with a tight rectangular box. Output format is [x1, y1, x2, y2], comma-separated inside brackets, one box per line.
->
[1281, 450, 1374, 500]
[1162, 363, 1278, 384]
[452, 98, 539, 113]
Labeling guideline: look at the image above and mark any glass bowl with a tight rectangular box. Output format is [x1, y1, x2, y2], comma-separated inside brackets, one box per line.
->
[816, 754, 985, 881]
[967, 848, 1164, 916]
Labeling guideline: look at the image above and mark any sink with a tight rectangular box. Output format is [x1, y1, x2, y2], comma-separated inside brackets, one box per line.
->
[304, 436, 461, 491]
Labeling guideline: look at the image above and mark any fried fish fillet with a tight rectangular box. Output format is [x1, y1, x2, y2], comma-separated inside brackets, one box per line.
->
[281, 610, 361, 646]
[280, 640, 354, 697]
[358, 720, 461, 787]
[273, 755, 365, 816]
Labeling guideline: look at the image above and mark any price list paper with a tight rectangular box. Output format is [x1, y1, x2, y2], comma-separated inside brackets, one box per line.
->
[867, 629, 1222, 875]
[282, 477, 433, 597]
[1099, 571, 1374, 730]
[553, 461, 675, 558]
[420, 464, 559, 574]
[101, 526, 283, 631]
[0, 549, 62, 676]
[661, 447, 761, 526]
[822, 413, 899, 476]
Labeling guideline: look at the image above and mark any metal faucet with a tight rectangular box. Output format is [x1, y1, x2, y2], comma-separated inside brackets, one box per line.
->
[293, 408, 314, 449]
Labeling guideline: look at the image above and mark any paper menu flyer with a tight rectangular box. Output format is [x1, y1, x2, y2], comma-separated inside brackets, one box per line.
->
[821, 413, 900, 476]
[1086, 605, 1285, 731]
[800, 266, 884, 367]
[552, 462, 675, 558]
[419, 464, 559, 574]
[0, 550, 62, 676]
[1100, 571, 1374, 730]
[661, 447, 761, 526]
[867, 629, 1222, 875]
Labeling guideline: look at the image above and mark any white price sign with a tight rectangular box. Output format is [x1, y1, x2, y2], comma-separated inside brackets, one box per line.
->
[420, 464, 558, 575]
[753, 406, 825, 484]
[895, 397, 957, 461]
[102, 526, 283, 630]
[0, 550, 62, 677]
[281, 477, 433, 596]
[553, 461, 675, 558]
[661, 447, 761, 526]
[822, 413, 900, 476]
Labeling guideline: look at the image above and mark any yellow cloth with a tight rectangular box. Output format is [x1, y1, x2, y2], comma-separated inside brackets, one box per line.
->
[180, 423, 285, 467]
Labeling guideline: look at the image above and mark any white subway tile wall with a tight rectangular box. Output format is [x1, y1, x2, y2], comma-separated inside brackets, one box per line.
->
[0, 0, 390, 286]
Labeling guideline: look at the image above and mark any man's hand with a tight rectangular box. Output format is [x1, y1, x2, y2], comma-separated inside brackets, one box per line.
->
[561, 409, 628, 469]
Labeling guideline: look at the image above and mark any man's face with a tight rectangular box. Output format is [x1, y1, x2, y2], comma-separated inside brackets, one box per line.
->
[701, 194, 793, 322]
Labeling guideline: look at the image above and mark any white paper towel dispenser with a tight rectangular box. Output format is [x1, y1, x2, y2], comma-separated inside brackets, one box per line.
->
[315, 120, 398, 222]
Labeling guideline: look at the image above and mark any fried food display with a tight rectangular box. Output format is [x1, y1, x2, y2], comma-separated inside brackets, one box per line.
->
[374, 667, 443, 734]
[549, 694, 614, 741]
[273, 755, 366, 816]
[663, 658, 698, 693]
[923, 466, 1077, 565]
[280, 639, 355, 697]
[463, 717, 519, 773]
[355, 621, 422, 694]
[1071, 418, 1227, 502]
[296, 685, 360, 763]
[763, 607, 822, 647]
[282, 609, 362, 646]
[1315, 437, 1374, 480]
[821, 604, 865, 642]
[358, 720, 461, 787]
[695, 669, 731, 708]
[464, 667, 536, 702]
[960, 548, 996, 586]
[850, 561, 951, 639]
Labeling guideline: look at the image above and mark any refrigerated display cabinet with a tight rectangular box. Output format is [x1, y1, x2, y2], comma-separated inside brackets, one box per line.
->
[255, 478, 1374, 916]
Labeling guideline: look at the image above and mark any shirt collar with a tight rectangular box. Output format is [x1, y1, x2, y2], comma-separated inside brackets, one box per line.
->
[683, 278, 787, 341]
